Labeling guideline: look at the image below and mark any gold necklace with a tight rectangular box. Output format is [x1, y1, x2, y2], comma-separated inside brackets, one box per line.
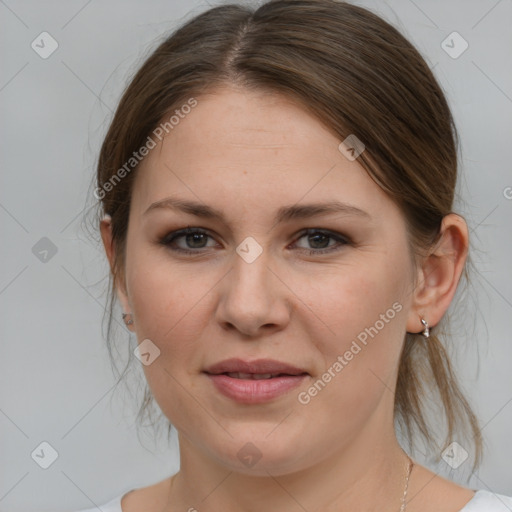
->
[400, 457, 414, 512]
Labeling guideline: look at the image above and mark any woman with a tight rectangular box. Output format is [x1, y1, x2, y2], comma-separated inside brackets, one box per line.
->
[81, 0, 512, 510]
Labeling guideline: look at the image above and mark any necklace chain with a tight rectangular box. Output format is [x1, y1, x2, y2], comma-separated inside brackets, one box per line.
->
[400, 456, 414, 512]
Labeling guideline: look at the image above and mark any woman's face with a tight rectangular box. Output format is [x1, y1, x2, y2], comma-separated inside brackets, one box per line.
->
[114, 86, 418, 475]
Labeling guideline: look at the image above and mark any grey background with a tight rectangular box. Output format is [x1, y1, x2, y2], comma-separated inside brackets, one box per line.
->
[1, 0, 511, 510]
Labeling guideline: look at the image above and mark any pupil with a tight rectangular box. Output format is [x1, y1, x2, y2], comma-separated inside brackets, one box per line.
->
[187, 233, 206, 248]
[310, 233, 329, 249]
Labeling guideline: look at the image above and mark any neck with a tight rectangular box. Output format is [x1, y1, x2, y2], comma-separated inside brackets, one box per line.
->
[167, 427, 411, 512]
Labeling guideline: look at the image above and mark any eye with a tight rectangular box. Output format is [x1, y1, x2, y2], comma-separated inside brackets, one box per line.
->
[159, 227, 350, 256]
[293, 229, 350, 255]
[159, 227, 217, 254]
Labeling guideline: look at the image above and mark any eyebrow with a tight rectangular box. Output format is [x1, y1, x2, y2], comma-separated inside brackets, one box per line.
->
[143, 197, 371, 223]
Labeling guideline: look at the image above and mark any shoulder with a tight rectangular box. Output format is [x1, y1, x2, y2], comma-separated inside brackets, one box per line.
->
[460, 490, 512, 511]
[119, 476, 173, 512]
[74, 493, 125, 512]
[406, 464, 510, 512]
[73, 477, 172, 512]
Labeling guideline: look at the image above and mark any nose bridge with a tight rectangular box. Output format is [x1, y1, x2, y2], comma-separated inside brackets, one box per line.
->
[230, 240, 273, 304]
[216, 239, 289, 335]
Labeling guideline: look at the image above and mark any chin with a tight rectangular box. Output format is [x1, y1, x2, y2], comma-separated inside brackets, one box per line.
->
[207, 430, 320, 477]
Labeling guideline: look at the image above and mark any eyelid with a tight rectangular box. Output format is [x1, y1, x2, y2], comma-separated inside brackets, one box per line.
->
[160, 227, 217, 249]
[295, 228, 350, 243]
[159, 226, 351, 257]
[293, 228, 350, 254]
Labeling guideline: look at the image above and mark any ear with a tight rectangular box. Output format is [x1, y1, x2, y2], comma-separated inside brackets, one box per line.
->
[100, 215, 134, 331]
[406, 213, 469, 334]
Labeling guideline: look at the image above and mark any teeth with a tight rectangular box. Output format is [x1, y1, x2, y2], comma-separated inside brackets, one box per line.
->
[253, 373, 274, 380]
[226, 372, 280, 379]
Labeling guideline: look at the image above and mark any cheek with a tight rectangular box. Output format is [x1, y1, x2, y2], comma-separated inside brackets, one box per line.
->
[294, 253, 409, 394]
[127, 241, 204, 331]
[297, 259, 407, 344]
[296, 269, 407, 434]
[126, 255, 204, 427]
[125, 246, 210, 384]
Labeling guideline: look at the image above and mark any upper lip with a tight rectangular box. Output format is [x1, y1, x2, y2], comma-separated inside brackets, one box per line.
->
[204, 358, 308, 376]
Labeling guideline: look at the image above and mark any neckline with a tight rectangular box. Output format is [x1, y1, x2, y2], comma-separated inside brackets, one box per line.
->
[118, 488, 136, 510]
[458, 490, 479, 510]
[116, 489, 485, 511]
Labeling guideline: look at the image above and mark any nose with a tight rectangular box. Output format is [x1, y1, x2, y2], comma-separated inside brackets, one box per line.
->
[215, 249, 291, 338]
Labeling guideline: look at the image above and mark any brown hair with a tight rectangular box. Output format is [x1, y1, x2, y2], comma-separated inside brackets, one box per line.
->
[94, 0, 482, 468]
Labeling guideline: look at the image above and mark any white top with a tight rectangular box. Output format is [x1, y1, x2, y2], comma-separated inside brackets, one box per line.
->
[75, 489, 512, 512]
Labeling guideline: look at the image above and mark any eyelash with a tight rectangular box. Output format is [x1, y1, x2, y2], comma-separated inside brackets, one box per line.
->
[158, 227, 350, 256]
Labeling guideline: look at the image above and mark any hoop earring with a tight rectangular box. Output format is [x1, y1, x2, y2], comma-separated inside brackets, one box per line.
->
[122, 313, 134, 326]
[420, 318, 430, 338]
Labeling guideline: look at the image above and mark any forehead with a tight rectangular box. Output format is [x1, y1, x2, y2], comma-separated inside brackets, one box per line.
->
[145, 86, 338, 169]
[130, 86, 397, 224]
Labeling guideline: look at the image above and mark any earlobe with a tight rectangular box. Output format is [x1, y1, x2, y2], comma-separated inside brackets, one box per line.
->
[406, 214, 469, 334]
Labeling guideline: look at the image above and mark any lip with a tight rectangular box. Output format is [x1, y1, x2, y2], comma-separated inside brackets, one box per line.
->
[203, 358, 309, 404]
[204, 358, 307, 376]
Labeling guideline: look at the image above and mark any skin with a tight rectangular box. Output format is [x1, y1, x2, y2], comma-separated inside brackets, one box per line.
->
[101, 85, 475, 512]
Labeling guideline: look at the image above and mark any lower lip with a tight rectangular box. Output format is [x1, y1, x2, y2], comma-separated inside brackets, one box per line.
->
[205, 373, 308, 404]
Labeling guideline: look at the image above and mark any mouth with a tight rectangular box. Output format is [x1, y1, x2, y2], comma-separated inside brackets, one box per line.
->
[219, 372, 305, 380]
[204, 357, 308, 376]
[203, 358, 309, 404]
